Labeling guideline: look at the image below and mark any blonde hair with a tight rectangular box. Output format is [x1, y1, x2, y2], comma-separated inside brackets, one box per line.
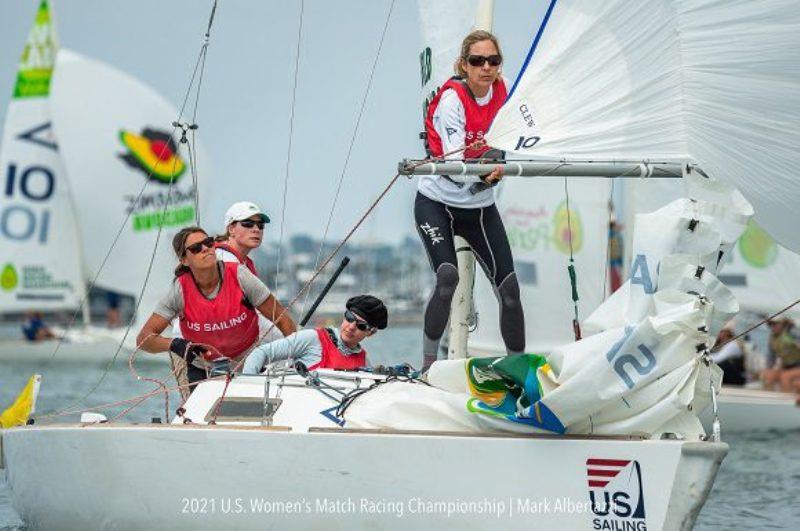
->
[454, 30, 502, 77]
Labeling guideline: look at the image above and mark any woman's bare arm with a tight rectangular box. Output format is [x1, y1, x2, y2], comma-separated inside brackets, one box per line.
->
[257, 295, 297, 338]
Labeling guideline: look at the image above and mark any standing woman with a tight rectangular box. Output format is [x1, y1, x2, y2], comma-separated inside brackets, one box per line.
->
[417, 30, 525, 368]
[137, 226, 297, 394]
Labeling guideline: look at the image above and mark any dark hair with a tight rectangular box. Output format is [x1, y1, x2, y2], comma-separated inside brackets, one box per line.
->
[172, 226, 207, 277]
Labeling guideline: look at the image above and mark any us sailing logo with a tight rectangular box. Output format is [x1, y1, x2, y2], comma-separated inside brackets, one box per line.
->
[587, 458, 647, 530]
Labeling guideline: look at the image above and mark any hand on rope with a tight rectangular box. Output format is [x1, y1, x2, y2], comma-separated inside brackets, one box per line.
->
[169, 337, 222, 364]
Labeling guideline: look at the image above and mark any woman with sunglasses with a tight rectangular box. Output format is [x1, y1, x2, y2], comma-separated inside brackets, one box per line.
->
[136, 226, 297, 392]
[214, 201, 287, 342]
[242, 295, 388, 374]
[417, 30, 525, 369]
[215, 201, 269, 275]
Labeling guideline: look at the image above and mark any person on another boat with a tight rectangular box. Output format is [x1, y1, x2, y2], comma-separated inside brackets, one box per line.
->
[136, 226, 297, 394]
[761, 318, 800, 392]
[21, 312, 56, 342]
[105, 290, 122, 328]
[417, 30, 525, 369]
[242, 295, 387, 374]
[214, 201, 286, 342]
[711, 328, 745, 386]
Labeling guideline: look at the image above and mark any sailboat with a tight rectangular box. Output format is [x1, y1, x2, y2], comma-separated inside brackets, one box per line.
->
[5, 0, 800, 528]
[0, 0, 209, 361]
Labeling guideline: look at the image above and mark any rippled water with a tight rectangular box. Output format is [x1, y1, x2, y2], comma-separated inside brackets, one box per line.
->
[1, 327, 799, 529]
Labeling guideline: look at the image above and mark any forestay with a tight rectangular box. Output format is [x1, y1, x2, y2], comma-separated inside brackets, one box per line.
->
[486, 0, 800, 253]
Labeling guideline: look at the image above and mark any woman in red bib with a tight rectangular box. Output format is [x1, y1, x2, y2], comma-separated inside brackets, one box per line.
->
[137, 226, 297, 393]
[417, 30, 525, 369]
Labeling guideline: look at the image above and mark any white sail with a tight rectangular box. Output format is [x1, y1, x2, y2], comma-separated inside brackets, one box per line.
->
[470, 179, 611, 354]
[486, 0, 800, 254]
[49, 49, 210, 322]
[0, 0, 85, 313]
[622, 179, 800, 319]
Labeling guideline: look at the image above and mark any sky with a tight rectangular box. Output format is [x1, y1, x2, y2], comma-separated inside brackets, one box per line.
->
[0, 0, 547, 245]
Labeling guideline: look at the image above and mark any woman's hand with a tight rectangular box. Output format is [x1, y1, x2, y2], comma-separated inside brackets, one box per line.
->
[484, 165, 504, 184]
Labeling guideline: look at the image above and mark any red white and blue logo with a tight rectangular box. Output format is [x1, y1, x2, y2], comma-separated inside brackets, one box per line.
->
[587, 458, 647, 530]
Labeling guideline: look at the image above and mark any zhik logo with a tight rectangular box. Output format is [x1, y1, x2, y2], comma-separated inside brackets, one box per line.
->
[587, 458, 647, 530]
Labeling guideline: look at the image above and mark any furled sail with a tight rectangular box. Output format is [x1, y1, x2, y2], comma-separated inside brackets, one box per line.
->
[486, 0, 800, 253]
[49, 50, 210, 321]
[622, 179, 800, 318]
[0, 0, 85, 313]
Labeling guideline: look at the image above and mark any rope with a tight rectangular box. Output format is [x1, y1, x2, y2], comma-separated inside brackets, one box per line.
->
[40, 0, 221, 415]
[303, 0, 396, 316]
[603, 181, 615, 297]
[275, 0, 305, 299]
[563, 178, 581, 340]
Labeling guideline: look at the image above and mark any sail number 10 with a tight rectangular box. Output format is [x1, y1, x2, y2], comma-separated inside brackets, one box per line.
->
[1, 163, 54, 242]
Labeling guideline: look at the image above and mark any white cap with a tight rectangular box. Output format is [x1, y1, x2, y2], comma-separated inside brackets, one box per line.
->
[224, 201, 270, 227]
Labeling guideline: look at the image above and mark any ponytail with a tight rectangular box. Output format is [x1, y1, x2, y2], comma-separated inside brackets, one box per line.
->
[174, 264, 191, 278]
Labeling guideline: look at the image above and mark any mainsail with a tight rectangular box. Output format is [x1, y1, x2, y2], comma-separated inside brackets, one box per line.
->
[0, 0, 85, 313]
[486, 0, 800, 254]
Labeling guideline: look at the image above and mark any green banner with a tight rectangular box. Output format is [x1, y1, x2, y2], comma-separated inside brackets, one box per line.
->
[13, 1, 57, 99]
[133, 206, 196, 232]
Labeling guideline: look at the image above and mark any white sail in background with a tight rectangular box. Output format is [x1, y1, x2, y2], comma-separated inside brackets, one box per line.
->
[50, 49, 210, 321]
[418, 0, 479, 116]
[0, 0, 85, 313]
[486, 0, 800, 254]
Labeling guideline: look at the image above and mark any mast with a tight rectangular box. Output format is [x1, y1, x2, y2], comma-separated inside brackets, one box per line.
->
[447, 0, 495, 361]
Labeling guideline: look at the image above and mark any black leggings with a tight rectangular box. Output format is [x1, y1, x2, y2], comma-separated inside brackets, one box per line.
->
[414, 192, 525, 366]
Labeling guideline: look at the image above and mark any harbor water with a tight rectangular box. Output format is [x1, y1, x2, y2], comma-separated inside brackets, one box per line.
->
[1, 326, 799, 530]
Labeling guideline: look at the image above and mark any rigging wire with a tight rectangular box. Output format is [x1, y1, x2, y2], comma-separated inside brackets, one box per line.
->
[42, 0, 221, 416]
[275, 0, 305, 300]
[563, 177, 581, 340]
[302, 0, 396, 315]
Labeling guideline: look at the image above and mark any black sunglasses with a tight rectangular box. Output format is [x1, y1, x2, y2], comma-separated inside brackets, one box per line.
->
[238, 219, 266, 230]
[185, 236, 215, 255]
[344, 310, 374, 332]
[466, 54, 502, 67]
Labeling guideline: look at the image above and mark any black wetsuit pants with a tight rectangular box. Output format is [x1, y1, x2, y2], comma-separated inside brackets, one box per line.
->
[414, 192, 525, 368]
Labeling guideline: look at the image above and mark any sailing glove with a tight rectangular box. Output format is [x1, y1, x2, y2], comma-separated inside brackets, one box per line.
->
[169, 337, 209, 363]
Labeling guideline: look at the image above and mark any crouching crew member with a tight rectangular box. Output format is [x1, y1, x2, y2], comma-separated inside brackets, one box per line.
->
[137, 226, 297, 395]
[243, 295, 387, 374]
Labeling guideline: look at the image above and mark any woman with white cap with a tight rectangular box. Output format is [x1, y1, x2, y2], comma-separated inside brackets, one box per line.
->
[214, 201, 270, 274]
[215, 201, 289, 342]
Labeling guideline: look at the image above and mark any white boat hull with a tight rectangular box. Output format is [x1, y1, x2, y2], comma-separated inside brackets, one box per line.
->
[700, 386, 800, 432]
[1, 424, 726, 531]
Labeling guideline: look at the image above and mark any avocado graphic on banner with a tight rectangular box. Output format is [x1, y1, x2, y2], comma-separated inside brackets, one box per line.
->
[1, 264, 19, 292]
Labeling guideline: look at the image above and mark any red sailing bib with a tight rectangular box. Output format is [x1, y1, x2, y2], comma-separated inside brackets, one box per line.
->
[308, 328, 367, 370]
[178, 262, 259, 358]
[214, 242, 257, 275]
[424, 77, 507, 159]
